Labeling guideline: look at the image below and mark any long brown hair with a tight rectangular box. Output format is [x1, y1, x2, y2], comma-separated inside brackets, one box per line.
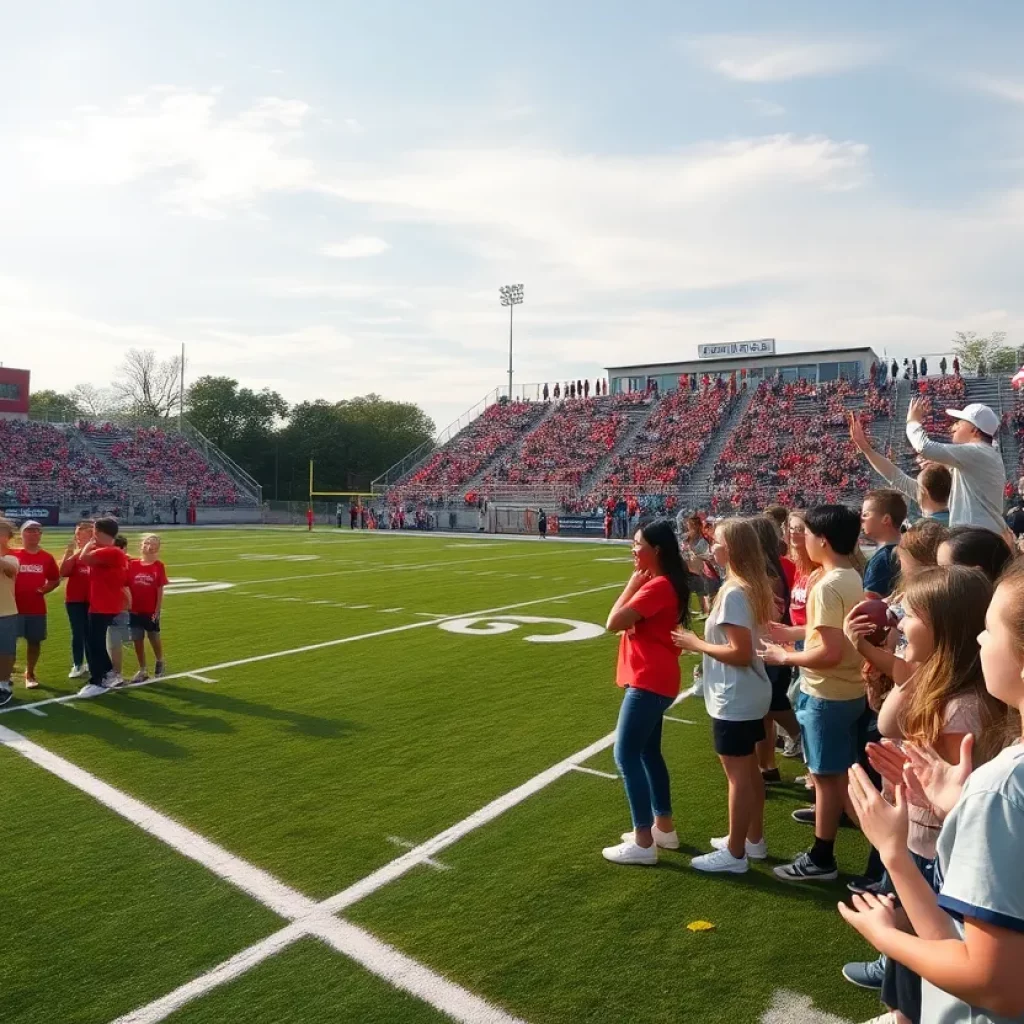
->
[898, 566, 1008, 764]
[989, 559, 1024, 744]
[788, 510, 818, 578]
[712, 518, 775, 628]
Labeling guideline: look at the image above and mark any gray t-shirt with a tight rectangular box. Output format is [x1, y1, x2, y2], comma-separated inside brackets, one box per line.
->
[702, 583, 772, 723]
[922, 742, 1024, 1024]
[906, 424, 1006, 536]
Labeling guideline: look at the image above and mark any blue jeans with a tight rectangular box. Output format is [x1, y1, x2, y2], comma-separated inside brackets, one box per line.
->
[613, 687, 674, 829]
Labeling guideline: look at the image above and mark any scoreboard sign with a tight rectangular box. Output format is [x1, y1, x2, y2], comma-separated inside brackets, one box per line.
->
[697, 339, 775, 360]
[0, 367, 30, 417]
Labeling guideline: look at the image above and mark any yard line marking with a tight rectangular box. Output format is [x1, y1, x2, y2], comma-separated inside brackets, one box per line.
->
[347, 604, 371, 609]
[569, 765, 618, 780]
[2, 583, 621, 717]
[664, 716, 696, 725]
[379, 607, 403, 613]
[109, 924, 308, 1024]
[387, 836, 450, 871]
[414, 612, 449, 619]
[305, 916, 526, 1024]
[187, 674, 218, 684]
[25, 707, 47, 717]
[0, 724, 526, 1024]
[0, 724, 317, 919]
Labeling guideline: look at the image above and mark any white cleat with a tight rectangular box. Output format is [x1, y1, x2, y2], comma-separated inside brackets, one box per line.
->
[691, 848, 749, 874]
[710, 835, 767, 860]
[77, 683, 109, 698]
[621, 826, 680, 850]
[602, 839, 658, 866]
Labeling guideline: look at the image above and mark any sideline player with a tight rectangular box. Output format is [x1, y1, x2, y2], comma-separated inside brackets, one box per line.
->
[14, 520, 60, 689]
[128, 534, 168, 682]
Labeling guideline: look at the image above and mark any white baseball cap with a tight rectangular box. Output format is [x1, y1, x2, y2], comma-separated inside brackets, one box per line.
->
[20, 520, 42, 531]
[945, 403, 1000, 437]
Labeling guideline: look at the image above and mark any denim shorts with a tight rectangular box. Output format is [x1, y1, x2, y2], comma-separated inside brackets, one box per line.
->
[795, 689, 867, 775]
[108, 610, 131, 647]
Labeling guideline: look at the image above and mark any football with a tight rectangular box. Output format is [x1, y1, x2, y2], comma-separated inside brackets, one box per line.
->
[849, 598, 894, 646]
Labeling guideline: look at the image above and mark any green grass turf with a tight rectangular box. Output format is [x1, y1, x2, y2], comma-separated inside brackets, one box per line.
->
[1, 744, 280, 1024]
[5, 528, 883, 1023]
[164, 938, 453, 1024]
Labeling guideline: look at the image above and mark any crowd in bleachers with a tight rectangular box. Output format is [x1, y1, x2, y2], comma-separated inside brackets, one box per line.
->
[84, 424, 241, 505]
[600, 379, 735, 490]
[485, 397, 630, 487]
[0, 420, 116, 503]
[711, 379, 893, 513]
[400, 400, 543, 501]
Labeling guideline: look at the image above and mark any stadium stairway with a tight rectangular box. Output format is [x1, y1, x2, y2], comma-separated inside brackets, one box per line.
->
[581, 401, 659, 496]
[967, 375, 1019, 481]
[675, 386, 756, 511]
[72, 427, 134, 490]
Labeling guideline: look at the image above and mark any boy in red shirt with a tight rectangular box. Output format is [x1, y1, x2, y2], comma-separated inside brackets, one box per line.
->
[76, 517, 130, 697]
[13, 521, 60, 689]
[60, 520, 94, 680]
[306, 506, 314, 531]
[128, 534, 168, 683]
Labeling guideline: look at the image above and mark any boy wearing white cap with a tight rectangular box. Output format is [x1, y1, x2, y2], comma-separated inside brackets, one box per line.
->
[906, 398, 1007, 535]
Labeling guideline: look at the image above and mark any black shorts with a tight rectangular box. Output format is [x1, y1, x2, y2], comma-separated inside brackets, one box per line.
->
[768, 664, 793, 712]
[129, 613, 160, 638]
[712, 718, 766, 757]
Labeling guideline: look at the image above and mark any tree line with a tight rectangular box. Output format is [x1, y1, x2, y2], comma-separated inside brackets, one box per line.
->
[28, 349, 435, 500]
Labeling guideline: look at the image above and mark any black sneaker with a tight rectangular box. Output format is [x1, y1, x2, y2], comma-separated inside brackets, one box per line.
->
[773, 851, 839, 882]
[0, 682, 12, 707]
[761, 768, 782, 784]
[847, 876, 885, 896]
[792, 807, 857, 828]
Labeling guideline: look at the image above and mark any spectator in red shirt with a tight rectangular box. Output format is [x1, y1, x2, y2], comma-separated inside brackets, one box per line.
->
[128, 534, 169, 683]
[306, 506, 315, 532]
[13, 521, 60, 689]
[76, 517, 130, 697]
[601, 519, 690, 866]
[60, 520, 94, 681]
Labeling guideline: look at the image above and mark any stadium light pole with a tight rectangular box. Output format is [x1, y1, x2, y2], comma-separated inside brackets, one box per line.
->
[498, 283, 524, 399]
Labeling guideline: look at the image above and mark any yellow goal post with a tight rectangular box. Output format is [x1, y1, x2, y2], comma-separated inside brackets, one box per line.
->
[307, 461, 375, 509]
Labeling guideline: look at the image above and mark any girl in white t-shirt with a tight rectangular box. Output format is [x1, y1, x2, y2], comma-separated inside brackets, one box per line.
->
[842, 562, 1024, 1022]
[674, 518, 775, 875]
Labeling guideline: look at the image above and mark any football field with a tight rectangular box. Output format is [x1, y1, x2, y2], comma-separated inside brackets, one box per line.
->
[3, 528, 880, 1024]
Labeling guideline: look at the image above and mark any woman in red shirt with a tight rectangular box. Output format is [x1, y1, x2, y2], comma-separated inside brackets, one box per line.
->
[60, 520, 94, 680]
[602, 519, 690, 866]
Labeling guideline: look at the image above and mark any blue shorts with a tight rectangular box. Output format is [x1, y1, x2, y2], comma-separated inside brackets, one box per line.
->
[17, 614, 47, 644]
[796, 690, 867, 776]
[0, 614, 17, 656]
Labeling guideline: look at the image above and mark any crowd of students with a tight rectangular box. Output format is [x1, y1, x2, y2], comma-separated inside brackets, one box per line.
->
[600, 392, 1023, 1023]
[0, 517, 169, 705]
[0, 420, 117, 503]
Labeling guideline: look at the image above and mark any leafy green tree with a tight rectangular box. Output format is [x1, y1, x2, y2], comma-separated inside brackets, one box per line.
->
[29, 390, 81, 422]
[952, 331, 1016, 373]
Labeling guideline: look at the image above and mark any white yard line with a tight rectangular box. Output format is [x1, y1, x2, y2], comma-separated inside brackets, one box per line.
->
[187, 674, 218, 684]
[569, 765, 618, 780]
[0, 583, 619, 718]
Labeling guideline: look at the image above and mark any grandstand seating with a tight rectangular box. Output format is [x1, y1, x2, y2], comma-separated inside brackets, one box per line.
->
[82, 424, 241, 505]
[0, 420, 116, 504]
[397, 400, 546, 501]
[598, 381, 736, 490]
[484, 396, 634, 487]
[710, 378, 894, 513]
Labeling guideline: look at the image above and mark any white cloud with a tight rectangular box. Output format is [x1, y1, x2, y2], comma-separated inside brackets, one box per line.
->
[685, 34, 886, 82]
[966, 74, 1024, 106]
[22, 89, 315, 216]
[320, 236, 390, 259]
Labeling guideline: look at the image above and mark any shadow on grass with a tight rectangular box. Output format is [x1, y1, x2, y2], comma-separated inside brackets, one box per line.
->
[23, 704, 191, 760]
[147, 683, 359, 739]
[659, 843, 854, 912]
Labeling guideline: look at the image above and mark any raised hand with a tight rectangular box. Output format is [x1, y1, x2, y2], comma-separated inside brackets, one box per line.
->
[901, 735, 974, 820]
[847, 411, 870, 452]
[847, 764, 909, 863]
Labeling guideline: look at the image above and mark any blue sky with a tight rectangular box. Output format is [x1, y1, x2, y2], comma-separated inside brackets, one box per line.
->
[2, 0, 1023, 430]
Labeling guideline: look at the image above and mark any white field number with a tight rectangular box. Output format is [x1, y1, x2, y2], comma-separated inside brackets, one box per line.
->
[437, 615, 604, 643]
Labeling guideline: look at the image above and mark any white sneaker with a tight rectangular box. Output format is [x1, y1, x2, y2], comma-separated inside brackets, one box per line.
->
[691, 847, 749, 874]
[621, 826, 680, 849]
[782, 736, 804, 759]
[69, 664, 89, 679]
[710, 835, 767, 860]
[77, 682, 109, 698]
[130, 669, 150, 684]
[602, 839, 658, 866]
[105, 673, 126, 689]
[24, 677, 39, 690]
